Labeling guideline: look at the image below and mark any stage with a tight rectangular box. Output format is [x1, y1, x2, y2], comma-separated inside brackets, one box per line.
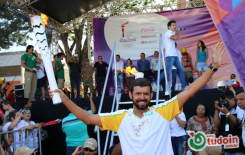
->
[6, 87, 243, 155]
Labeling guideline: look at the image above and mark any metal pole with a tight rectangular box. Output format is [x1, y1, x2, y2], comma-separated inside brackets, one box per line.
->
[97, 129, 101, 155]
[33, 130, 36, 155]
[20, 131, 23, 147]
[94, 41, 117, 133]
[103, 86, 118, 155]
[6, 133, 9, 155]
[27, 130, 29, 147]
[161, 43, 170, 98]
[39, 129, 42, 155]
[156, 34, 162, 105]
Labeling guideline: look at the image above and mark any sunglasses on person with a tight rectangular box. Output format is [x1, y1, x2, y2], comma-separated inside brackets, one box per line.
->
[84, 148, 95, 152]
[98, 57, 102, 60]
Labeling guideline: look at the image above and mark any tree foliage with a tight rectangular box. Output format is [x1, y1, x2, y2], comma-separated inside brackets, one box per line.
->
[0, 5, 32, 50]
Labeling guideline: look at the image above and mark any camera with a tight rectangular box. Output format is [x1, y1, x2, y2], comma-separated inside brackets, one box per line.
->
[217, 86, 228, 108]
[84, 86, 90, 98]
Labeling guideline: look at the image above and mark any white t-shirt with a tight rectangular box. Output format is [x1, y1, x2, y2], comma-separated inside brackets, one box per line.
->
[164, 30, 177, 57]
[170, 111, 186, 137]
[151, 57, 164, 71]
[112, 61, 124, 71]
[19, 120, 39, 149]
[219, 106, 243, 120]
[36, 60, 45, 79]
[3, 122, 25, 150]
[172, 49, 182, 70]
[99, 96, 181, 155]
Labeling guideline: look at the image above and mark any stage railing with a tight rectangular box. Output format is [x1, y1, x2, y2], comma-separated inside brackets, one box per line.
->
[156, 34, 170, 105]
[0, 128, 42, 155]
[94, 41, 116, 155]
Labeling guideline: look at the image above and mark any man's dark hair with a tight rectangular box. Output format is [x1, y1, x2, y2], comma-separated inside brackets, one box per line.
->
[225, 90, 235, 100]
[129, 78, 152, 93]
[236, 88, 244, 95]
[7, 110, 19, 122]
[1, 99, 12, 106]
[20, 98, 29, 108]
[141, 53, 145, 56]
[57, 53, 65, 58]
[53, 54, 57, 59]
[175, 42, 177, 48]
[167, 20, 176, 28]
[98, 56, 102, 59]
[26, 45, 33, 53]
[231, 74, 236, 78]
[116, 54, 120, 58]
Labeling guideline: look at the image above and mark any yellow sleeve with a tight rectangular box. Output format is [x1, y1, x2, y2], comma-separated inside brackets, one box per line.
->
[99, 110, 127, 132]
[152, 96, 182, 122]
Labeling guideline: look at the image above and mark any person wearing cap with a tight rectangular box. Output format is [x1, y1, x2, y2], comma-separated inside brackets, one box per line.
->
[82, 59, 94, 95]
[181, 47, 194, 84]
[55, 53, 65, 89]
[21, 45, 41, 101]
[171, 43, 183, 92]
[67, 54, 81, 99]
[15, 146, 35, 155]
[72, 138, 98, 155]
[62, 94, 96, 155]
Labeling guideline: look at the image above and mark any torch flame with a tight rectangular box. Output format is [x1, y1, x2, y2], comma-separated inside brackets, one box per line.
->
[125, 66, 138, 76]
[40, 13, 48, 28]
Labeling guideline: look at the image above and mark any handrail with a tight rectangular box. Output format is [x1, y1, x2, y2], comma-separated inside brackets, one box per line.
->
[161, 39, 170, 98]
[102, 85, 118, 155]
[94, 41, 117, 155]
[94, 41, 117, 133]
[156, 34, 162, 105]
[0, 128, 42, 155]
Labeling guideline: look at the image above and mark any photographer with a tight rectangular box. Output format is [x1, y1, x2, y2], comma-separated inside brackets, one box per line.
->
[62, 93, 96, 155]
[213, 90, 245, 155]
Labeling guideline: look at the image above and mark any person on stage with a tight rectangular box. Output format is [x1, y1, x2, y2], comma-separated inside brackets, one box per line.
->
[195, 40, 215, 88]
[153, 20, 187, 91]
[49, 42, 226, 155]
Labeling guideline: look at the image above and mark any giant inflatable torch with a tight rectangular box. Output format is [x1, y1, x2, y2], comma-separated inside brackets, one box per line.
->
[30, 14, 62, 104]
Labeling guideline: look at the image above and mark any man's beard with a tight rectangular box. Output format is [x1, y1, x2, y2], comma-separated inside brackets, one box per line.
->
[133, 99, 150, 110]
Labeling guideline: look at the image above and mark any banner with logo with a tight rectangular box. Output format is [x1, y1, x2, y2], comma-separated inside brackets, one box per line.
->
[204, 0, 245, 89]
[93, 7, 242, 95]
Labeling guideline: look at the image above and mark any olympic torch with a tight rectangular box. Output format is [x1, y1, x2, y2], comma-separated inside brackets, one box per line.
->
[30, 14, 62, 104]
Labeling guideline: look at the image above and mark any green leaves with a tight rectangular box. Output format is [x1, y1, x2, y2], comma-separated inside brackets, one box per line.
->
[0, 6, 32, 49]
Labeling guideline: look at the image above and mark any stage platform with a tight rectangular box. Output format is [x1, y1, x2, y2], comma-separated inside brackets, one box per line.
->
[6, 87, 243, 155]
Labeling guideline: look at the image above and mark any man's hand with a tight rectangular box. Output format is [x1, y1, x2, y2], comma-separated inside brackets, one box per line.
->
[19, 127, 26, 131]
[49, 87, 67, 101]
[29, 68, 34, 72]
[212, 42, 226, 68]
[72, 146, 83, 155]
[151, 69, 154, 73]
[89, 93, 93, 101]
[62, 64, 65, 66]
[217, 105, 229, 114]
[183, 141, 188, 153]
[214, 101, 219, 111]
[176, 28, 180, 32]
[35, 123, 41, 129]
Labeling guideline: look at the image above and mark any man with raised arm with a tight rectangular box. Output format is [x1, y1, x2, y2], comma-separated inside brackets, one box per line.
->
[49, 42, 226, 155]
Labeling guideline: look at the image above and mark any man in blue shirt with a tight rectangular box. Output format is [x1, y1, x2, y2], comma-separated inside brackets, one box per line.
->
[137, 53, 150, 79]
[62, 94, 96, 155]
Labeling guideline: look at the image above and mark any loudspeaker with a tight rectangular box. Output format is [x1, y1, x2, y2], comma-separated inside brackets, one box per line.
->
[14, 89, 24, 102]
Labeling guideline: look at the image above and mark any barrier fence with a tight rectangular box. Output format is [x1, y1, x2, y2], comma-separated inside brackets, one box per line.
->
[0, 128, 42, 155]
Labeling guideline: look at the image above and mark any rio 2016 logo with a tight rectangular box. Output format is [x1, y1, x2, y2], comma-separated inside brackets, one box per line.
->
[188, 131, 239, 151]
